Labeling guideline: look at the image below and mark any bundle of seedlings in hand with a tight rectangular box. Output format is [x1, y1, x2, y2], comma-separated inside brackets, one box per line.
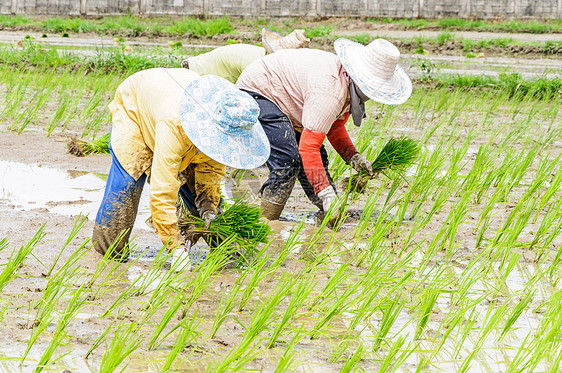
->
[347, 137, 420, 193]
[178, 199, 271, 257]
[67, 132, 110, 156]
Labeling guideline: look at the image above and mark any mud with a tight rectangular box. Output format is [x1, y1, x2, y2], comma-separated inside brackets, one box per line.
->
[1, 23, 562, 371]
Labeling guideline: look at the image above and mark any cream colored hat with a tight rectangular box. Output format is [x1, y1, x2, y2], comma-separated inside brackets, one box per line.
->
[261, 28, 310, 54]
[334, 38, 412, 105]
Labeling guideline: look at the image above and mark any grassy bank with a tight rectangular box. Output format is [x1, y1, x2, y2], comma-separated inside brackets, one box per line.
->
[373, 17, 562, 34]
[0, 14, 234, 37]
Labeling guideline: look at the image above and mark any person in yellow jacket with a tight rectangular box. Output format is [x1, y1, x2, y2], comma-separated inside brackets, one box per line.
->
[92, 69, 270, 262]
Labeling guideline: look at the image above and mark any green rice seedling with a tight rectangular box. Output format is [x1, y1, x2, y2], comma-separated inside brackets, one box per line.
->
[0, 300, 9, 324]
[431, 299, 470, 356]
[533, 160, 562, 223]
[500, 251, 521, 280]
[34, 283, 90, 373]
[473, 301, 509, 353]
[213, 274, 294, 372]
[0, 238, 8, 253]
[442, 192, 472, 259]
[0, 225, 45, 292]
[309, 262, 353, 310]
[87, 231, 143, 301]
[98, 315, 146, 373]
[267, 219, 306, 271]
[347, 137, 420, 193]
[161, 310, 200, 372]
[378, 336, 416, 372]
[147, 290, 185, 350]
[268, 273, 316, 348]
[340, 343, 364, 372]
[179, 243, 234, 319]
[451, 265, 485, 307]
[344, 280, 384, 336]
[273, 324, 305, 373]
[22, 284, 66, 364]
[330, 338, 356, 364]
[237, 244, 277, 311]
[453, 306, 479, 358]
[132, 248, 177, 297]
[414, 286, 440, 340]
[310, 278, 362, 340]
[353, 183, 387, 241]
[179, 199, 271, 255]
[67, 132, 110, 156]
[46, 214, 87, 277]
[209, 274, 246, 339]
[499, 291, 535, 340]
[21, 236, 90, 365]
[373, 296, 403, 351]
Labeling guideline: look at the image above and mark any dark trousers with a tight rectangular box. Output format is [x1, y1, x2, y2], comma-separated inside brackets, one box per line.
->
[242, 90, 333, 209]
[92, 144, 200, 261]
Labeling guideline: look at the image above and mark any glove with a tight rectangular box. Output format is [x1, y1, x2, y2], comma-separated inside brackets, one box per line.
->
[318, 186, 338, 213]
[317, 186, 345, 229]
[181, 58, 190, 69]
[350, 153, 373, 176]
[201, 210, 217, 229]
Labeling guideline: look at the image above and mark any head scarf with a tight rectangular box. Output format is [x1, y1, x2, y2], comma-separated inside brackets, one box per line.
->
[349, 80, 370, 127]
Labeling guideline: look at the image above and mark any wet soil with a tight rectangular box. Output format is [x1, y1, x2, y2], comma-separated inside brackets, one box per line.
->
[1, 22, 561, 371]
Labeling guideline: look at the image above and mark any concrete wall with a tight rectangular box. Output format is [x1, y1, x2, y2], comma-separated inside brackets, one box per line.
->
[3, 0, 562, 19]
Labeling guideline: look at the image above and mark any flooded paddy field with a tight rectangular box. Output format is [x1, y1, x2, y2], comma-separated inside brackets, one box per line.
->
[1, 23, 562, 372]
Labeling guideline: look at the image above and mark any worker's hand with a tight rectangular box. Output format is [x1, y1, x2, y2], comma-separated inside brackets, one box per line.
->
[318, 186, 338, 213]
[318, 186, 345, 229]
[350, 153, 373, 176]
[181, 59, 190, 69]
[201, 210, 217, 229]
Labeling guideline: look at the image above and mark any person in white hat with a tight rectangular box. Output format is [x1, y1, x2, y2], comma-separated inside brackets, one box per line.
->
[180, 29, 310, 84]
[92, 68, 270, 262]
[236, 38, 412, 222]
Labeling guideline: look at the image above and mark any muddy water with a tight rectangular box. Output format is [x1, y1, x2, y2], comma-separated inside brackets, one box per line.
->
[0, 160, 152, 230]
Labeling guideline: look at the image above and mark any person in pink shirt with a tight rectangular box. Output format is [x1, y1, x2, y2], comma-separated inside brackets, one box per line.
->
[236, 38, 412, 221]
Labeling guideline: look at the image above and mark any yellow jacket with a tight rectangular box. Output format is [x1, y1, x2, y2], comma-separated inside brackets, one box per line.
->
[187, 44, 266, 84]
[109, 68, 225, 250]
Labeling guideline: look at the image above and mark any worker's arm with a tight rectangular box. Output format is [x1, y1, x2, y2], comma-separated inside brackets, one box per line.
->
[299, 129, 330, 194]
[327, 112, 372, 176]
[326, 112, 359, 162]
[150, 121, 186, 251]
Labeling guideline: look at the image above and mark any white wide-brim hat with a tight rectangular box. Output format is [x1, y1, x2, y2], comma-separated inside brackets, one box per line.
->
[334, 38, 412, 105]
[261, 28, 310, 54]
[179, 75, 270, 170]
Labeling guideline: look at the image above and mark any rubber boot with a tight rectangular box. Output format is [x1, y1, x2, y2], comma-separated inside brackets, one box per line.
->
[260, 199, 285, 221]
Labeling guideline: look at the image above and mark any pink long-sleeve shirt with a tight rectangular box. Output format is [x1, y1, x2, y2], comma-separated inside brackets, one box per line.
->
[236, 48, 350, 134]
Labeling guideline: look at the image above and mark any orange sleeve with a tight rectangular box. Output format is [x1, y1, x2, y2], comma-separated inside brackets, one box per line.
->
[299, 129, 331, 194]
[326, 112, 358, 163]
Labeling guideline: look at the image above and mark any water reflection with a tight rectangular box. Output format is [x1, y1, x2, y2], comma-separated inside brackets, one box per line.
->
[0, 160, 151, 230]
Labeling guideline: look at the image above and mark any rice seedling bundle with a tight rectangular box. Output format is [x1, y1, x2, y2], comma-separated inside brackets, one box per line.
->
[178, 199, 271, 252]
[347, 137, 420, 193]
[67, 132, 110, 156]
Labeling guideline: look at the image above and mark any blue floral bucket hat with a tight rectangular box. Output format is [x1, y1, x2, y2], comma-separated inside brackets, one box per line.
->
[179, 75, 270, 169]
[334, 38, 412, 105]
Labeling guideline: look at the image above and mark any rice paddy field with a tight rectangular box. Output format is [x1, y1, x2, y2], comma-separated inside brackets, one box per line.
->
[0, 15, 562, 373]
